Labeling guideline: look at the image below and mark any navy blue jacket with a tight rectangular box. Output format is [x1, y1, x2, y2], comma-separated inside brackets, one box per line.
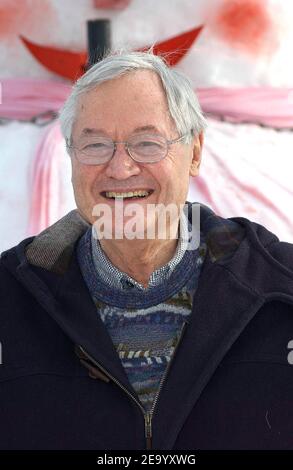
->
[1, 202, 293, 450]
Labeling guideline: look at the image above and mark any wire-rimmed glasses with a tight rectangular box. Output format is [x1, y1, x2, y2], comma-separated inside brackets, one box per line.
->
[67, 133, 189, 165]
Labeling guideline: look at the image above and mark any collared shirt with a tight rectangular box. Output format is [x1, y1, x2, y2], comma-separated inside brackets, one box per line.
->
[91, 211, 191, 291]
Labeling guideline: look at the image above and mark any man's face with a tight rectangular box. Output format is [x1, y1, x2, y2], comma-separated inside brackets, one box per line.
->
[70, 69, 203, 235]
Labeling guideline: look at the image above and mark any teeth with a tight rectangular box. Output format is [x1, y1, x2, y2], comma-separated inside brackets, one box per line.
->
[105, 190, 150, 199]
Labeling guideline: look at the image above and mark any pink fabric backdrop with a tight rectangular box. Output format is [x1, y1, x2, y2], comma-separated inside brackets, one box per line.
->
[1, 79, 293, 240]
[2, 79, 293, 126]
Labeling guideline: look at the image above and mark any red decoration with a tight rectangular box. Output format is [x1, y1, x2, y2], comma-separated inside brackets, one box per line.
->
[0, 0, 56, 40]
[212, 0, 277, 56]
[139, 26, 204, 67]
[20, 25, 204, 81]
[20, 35, 87, 81]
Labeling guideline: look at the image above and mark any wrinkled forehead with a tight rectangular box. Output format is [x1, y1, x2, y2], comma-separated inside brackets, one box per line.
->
[72, 70, 175, 139]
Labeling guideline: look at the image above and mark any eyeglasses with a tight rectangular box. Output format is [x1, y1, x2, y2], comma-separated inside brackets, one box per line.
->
[67, 133, 189, 165]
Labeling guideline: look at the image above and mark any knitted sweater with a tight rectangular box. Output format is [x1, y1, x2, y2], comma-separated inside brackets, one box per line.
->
[77, 222, 207, 413]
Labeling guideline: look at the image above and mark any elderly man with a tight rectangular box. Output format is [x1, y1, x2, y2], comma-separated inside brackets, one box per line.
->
[1, 50, 293, 451]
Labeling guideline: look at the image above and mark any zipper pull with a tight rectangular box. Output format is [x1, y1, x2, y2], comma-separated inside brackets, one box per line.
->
[75, 345, 110, 383]
[144, 412, 152, 450]
[80, 358, 111, 382]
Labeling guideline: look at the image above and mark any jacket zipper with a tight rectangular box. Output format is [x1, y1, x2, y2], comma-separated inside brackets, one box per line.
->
[77, 320, 188, 450]
[144, 320, 188, 449]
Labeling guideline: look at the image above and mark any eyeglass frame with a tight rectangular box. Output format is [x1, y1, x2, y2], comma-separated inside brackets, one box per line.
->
[66, 132, 191, 165]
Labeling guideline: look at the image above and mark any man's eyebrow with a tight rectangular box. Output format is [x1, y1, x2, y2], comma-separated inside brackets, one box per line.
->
[133, 125, 160, 133]
[80, 128, 107, 136]
[79, 125, 161, 137]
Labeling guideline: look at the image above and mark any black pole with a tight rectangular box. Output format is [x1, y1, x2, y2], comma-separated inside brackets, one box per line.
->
[87, 19, 111, 68]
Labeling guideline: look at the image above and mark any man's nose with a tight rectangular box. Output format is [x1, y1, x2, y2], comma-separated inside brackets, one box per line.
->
[104, 143, 141, 179]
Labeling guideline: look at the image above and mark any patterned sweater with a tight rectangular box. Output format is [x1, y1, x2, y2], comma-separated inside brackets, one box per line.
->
[77, 220, 207, 413]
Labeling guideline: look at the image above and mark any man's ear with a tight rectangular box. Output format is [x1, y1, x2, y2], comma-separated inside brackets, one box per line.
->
[189, 131, 204, 177]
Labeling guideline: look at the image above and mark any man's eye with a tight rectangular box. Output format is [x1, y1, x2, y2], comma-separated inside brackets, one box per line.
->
[84, 142, 108, 150]
[137, 141, 161, 147]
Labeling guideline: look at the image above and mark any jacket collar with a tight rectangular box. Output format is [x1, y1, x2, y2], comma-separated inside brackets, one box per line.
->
[11, 202, 247, 274]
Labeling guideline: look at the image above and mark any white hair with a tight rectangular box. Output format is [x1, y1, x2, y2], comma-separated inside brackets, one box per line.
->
[59, 48, 208, 146]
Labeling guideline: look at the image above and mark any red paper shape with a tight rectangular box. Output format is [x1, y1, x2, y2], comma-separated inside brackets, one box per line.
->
[139, 26, 204, 66]
[20, 25, 204, 80]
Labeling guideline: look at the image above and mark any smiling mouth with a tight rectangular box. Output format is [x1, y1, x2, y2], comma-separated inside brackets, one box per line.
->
[101, 190, 154, 200]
